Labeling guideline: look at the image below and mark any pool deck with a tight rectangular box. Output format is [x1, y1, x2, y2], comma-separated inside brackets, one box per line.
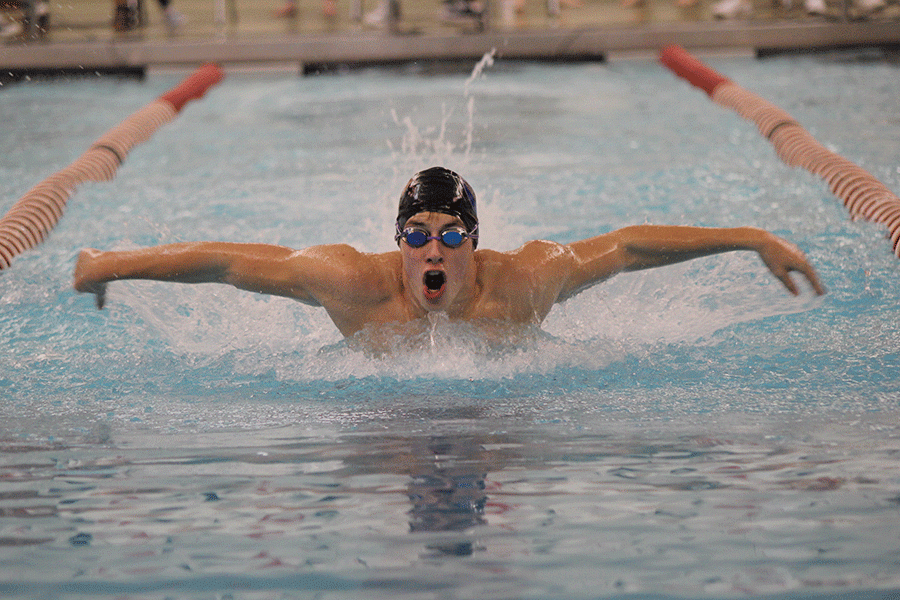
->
[1, 0, 899, 73]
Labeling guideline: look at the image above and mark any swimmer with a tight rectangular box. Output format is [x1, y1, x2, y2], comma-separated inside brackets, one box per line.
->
[73, 166, 825, 345]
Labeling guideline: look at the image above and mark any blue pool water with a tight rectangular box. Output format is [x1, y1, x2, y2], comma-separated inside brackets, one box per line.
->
[1, 49, 899, 599]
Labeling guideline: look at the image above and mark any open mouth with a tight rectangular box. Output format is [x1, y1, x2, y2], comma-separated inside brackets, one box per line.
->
[423, 270, 446, 301]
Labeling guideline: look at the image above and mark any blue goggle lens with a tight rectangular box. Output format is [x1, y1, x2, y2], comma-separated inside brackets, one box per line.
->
[402, 228, 467, 248]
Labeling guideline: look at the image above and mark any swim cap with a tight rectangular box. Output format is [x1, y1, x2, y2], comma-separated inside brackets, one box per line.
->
[396, 167, 478, 248]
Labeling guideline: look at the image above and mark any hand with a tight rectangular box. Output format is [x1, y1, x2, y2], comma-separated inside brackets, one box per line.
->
[756, 233, 825, 296]
[73, 248, 108, 309]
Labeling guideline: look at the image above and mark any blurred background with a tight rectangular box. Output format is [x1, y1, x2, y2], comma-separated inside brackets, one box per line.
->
[2, 0, 899, 71]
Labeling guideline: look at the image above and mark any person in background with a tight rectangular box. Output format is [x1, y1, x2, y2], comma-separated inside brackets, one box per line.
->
[712, 0, 887, 18]
[273, 0, 337, 19]
[0, 0, 49, 39]
[113, 0, 185, 32]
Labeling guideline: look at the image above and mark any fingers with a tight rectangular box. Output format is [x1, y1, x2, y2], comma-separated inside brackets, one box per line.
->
[776, 262, 826, 297]
[785, 248, 826, 296]
[799, 264, 826, 296]
[774, 267, 800, 296]
[95, 283, 107, 310]
[762, 242, 826, 297]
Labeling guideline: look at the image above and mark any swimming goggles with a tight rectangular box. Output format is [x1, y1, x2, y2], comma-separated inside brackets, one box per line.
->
[395, 225, 478, 249]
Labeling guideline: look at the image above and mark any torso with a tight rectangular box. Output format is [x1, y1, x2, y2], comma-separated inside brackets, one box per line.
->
[314, 240, 574, 344]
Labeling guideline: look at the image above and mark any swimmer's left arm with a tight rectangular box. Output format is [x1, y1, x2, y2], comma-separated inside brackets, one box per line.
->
[558, 225, 825, 300]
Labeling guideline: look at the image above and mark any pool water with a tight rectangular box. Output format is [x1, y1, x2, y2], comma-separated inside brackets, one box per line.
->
[1, 49, 899, 599]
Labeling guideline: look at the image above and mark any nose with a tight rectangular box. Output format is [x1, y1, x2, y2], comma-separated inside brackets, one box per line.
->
[424, 238, 443, 264]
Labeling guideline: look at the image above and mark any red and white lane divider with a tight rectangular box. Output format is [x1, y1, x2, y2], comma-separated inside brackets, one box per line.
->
[660, 44, 900, 258]
[0, 63, 224, 270]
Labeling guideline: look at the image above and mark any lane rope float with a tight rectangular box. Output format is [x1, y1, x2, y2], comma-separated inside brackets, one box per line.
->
[659, 45, 900, 258]
[0, 63, 225, 270]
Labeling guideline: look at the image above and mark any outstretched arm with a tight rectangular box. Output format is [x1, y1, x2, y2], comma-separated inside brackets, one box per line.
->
[73, 241, 370, 309]
[558, 225, 825, 301]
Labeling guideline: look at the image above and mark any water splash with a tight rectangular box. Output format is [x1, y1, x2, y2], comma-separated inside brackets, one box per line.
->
[463, 48, 496, 156]
[463, 48, 497, 97]
[385, 48, 497, 168]
[389, 103, 458, 167]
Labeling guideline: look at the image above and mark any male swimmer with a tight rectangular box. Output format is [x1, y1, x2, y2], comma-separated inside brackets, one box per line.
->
[74, 166, 825, 347]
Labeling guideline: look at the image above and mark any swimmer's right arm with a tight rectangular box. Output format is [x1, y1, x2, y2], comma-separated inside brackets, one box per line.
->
[73, 242, 362, 309]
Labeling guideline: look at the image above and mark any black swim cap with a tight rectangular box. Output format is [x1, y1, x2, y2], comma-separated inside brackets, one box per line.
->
[396, 167, 478, 248]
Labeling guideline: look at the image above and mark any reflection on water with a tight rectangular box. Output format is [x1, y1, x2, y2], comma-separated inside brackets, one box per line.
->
[407, 438, 487, 541]
[344, 432, 497, 558]
[2, 412, 899, 598]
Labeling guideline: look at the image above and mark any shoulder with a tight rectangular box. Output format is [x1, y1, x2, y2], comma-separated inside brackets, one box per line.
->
[287, 244, 402, 301]
[472, 241, 577, 322]
[516, 239, 575, 262]
[293, 243, 371, 262]
[476, 240, 575, 273]
[474, 240, 577, 296]
[294, 244, 399, 272]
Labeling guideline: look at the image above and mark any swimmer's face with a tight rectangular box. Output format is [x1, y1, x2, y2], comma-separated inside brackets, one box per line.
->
[399, 212, 476, 314]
